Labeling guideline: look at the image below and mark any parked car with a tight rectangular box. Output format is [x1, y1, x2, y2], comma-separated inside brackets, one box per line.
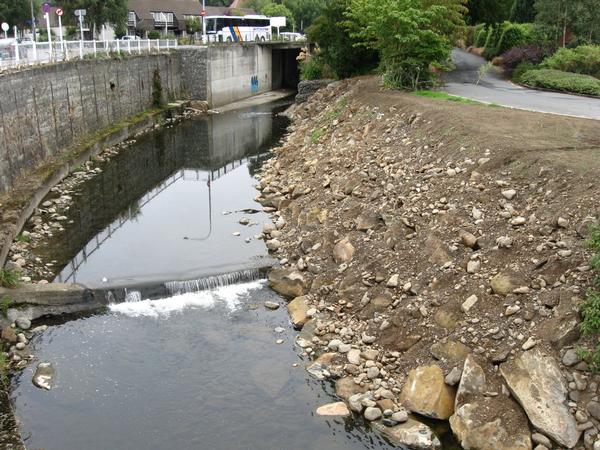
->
[0, 38, 17, 60]
[279, 32, 306, 42]
[121, 35, 141, 41]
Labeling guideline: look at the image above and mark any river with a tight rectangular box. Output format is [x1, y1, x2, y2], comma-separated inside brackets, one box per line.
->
[10, 99, 405, 450]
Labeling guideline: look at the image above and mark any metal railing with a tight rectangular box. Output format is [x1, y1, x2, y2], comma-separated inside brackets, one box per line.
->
[0, 39, 178, 71]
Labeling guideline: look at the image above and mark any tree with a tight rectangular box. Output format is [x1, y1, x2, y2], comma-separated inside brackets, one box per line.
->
[283, 0, 325, 31]
[0, 0, 38, 28]
[534, 0, 571, 47]
[307, 0, 378, 78]
[60, 0, 127, 33]
[260, 3, 295, 31]
[510, 0, 536, 23]
[466, 0, 512, 24]
[346, 0, 465, 89]
[571, 0, 600, 44]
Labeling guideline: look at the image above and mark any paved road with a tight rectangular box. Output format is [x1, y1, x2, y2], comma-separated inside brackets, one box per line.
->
[443, 48, 600, 120]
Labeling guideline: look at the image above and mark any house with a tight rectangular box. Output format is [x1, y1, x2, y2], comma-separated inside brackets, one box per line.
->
[127, 0, 257, 37]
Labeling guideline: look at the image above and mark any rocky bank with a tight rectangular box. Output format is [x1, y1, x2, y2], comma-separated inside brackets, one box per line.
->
[258, 77, 600, 449]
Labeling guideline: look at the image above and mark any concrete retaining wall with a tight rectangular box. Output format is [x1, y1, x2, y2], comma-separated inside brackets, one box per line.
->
[206, 45, 273, 108]
[0, 53, 182, 194]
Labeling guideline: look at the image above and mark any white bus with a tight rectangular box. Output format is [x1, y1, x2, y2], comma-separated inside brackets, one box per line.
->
[204, 15, 271, 43]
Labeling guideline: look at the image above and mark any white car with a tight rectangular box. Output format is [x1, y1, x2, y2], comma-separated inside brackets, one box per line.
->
[121, 35, 141, 41]
[279, 32, 306, 42]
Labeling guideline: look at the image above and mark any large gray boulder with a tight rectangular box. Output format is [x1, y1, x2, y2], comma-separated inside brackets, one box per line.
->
[450, 355, 532, 450]
[374, 419, 442, 449]
[500, 350, 580, 448]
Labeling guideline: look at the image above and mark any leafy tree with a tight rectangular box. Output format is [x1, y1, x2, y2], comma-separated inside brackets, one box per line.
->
[308, 0, 378, 78]
[346, 0, 465, 89]
[260, 3, 295, 31]
[0, 0, 38, 28]
[60, 0, 128, 32]
[466, 0, 512, 25]
[534, 0, 571, 47]
[571, 0, 600, 44]
[283, 0, 325, 31]
[510, 0, 536, 23]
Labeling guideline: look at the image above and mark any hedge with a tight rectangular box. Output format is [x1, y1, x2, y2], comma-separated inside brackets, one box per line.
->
[496, 23, 533, 56]
[473, 24, 487, 47]
[542, 45, 600, 79]
[520, 69, 600, 96]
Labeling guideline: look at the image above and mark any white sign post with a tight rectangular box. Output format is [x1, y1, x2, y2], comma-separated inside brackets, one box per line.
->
[75, 9, 86, 58]
[13, 26, 19, 63]
[270, 16, 286, 39]
[1, 22, 8, 39]
[56, 8, 64, 56]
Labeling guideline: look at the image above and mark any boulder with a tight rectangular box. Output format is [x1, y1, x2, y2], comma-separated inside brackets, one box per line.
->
[335, 377, 367, 400]
[425, 236, 452, 266]
[333, 238, 355, 264]
[316, 402, 351, 417]
[450, 355, 532, 450]
[490, 273, 516, 296]
[268, 269, 308, 298]
[374, 419, 442, 449]
[1, 326, 17, 343]
[430, 340, 471, 363]
[500, 350, 580, 448]
[288, 296, 310, 329]
[32, 362, 55, 390]
[399, 365, 456, 420]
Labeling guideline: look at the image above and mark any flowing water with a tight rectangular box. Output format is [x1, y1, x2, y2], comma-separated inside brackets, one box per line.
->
[11, 99, 457, 449]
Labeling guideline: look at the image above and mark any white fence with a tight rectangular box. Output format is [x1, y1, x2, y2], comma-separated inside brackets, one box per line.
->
[0, 39, 178, 71]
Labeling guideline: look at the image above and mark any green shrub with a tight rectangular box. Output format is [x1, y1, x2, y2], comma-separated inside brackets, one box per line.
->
[0, 269, 19, 288]
[0, 297, 11, 318]
[300, 55, 333, 80]
[520, 69, 600, 96]
[483, 24, 506, 59]
[464, 26, 476, 47]
[580, 224, 600, 371]
[474, 25, 488, 47]
[542, 45, 600, 79]
[512, 61, 538, 81]
[148, 31, 161, 39]
[496, 23, 533, 56]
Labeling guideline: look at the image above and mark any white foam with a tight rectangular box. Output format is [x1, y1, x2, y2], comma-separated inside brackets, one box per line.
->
[109, 280, 265, 318]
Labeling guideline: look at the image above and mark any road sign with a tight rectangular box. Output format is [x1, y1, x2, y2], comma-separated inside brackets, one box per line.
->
[42, 3, 50, 14]
[1, 23, 8, 32]
[74, 9, 87, 17]
[56, 8, 63, 16]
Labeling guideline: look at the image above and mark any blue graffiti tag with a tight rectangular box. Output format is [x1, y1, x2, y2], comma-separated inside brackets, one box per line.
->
[251, 75, 259, 93]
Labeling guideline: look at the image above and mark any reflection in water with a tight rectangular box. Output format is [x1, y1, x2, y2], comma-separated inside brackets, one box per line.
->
[36, 101, 289, 287]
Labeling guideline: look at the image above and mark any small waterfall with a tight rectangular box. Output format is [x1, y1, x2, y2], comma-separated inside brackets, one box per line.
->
[124, 289, 142, 303]
[165, 269, 263, 295]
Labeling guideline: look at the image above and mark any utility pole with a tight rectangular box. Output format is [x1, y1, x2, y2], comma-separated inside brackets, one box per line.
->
[30, 0, 37, 41]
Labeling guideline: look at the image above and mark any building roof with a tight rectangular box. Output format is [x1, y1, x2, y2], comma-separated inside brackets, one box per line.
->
[128, 0, 230, 21]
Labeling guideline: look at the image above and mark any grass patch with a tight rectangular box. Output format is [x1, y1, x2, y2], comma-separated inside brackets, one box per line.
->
[520, 69, 600, 97]
[15, 234, 30, 243]
[0, 269, 19, 288]
[413, 90, 480, 105]
[311, 128, 326, 143]
[0, 297, 11, 318]
[0, 352, 8, 381]
[579, 224, 600, 371]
